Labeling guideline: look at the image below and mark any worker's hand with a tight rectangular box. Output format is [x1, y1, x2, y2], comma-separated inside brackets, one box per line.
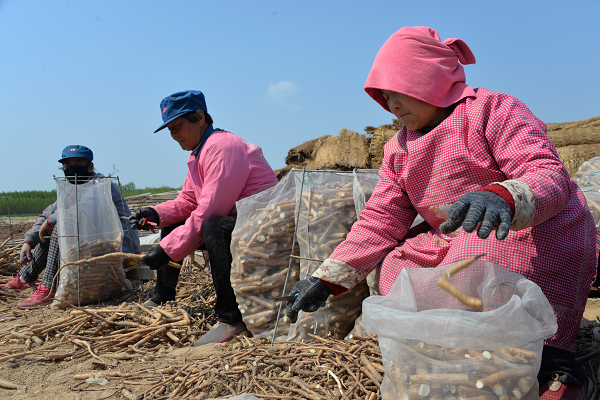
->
[140, 244, 172, 270]
[286, 277, 333, 323]
[440, 191, 512, 240]
[39, 220, 54, 243]
[20, 243, 33, 262]
[129, 207, 159, 231]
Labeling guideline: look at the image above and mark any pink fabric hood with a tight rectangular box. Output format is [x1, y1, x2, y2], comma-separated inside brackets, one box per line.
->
[365, 26, 477, 110]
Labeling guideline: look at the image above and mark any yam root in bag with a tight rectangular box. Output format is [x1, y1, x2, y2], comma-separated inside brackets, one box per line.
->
[230, 170, 301, 340]
[363, 260, 557, 400]
[288, 171, 369, 341]
[52, 177, 131, 308]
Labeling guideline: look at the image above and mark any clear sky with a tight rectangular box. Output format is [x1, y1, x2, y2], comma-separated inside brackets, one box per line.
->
[1, 0, 599, 192]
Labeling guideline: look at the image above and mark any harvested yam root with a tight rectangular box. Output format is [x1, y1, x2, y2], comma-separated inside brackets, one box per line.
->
[52, 238, 131, 308]
[290, 175, 369, 340]
[0, 303, 194, 363]
[71, 335, 385, 400]
[383, 340, 539, 400]
[0, 238, 20, 276]
[231, 196, 301, 340]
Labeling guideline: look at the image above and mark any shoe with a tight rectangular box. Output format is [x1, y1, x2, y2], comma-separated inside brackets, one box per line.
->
[2, 274, 35, 290]
[539, 374, 593, 400]
[142, 299, 161, 308]
[193, 321, 248, 347]
[16, 284, 56, 309]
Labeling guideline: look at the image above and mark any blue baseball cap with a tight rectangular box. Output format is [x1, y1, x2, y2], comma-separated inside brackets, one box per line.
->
[58, 145, 94, 163]
[154, 90, 208, 133]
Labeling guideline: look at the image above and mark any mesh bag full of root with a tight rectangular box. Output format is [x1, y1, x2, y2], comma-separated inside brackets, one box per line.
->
[288, 171, 369, 341]
[230, 170, 302, 341]
[363, 261, 558, 400]
[52, 177, 131, 308]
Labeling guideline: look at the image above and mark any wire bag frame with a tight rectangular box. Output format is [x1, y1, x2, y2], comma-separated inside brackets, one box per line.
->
[53, 174, 125, 307]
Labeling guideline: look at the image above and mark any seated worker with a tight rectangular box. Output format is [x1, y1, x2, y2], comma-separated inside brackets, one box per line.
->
[3, 145, 140, 308]
[286, 27, 596, 399]
[130, 90, 278, 346]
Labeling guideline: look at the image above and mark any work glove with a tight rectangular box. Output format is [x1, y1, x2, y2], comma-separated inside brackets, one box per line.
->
[20, 243, 33, 262]
[140, 244, 172, 270]
[286, 277, 334, 323]
[129, 207, 160, 231]
[440, 191, 512, 240]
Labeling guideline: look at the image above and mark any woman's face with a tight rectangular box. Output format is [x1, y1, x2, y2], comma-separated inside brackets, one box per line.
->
[381, 90, 448, 131]
[167, 113, 204, 151]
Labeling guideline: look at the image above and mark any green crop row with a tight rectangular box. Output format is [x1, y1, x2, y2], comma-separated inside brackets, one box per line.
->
[0, 183, 179, 215]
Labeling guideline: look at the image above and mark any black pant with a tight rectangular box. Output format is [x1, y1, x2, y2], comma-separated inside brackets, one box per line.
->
[151, 216, 243, 324]
[538, 346, 585, 386]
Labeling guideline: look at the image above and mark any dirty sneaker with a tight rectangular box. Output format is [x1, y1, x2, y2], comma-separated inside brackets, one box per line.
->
[142, 299, 161, 308]
[2, 274, 35, 290]
[16, 284, 55, 309]
[193, 321, 248, 347]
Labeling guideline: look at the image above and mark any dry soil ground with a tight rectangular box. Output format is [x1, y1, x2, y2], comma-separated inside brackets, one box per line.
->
[0, 219, 598, 399]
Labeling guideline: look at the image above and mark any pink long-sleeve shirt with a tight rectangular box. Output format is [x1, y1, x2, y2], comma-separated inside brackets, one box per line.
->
[313, 88, 596, 351]
[153, 129, 278, 261]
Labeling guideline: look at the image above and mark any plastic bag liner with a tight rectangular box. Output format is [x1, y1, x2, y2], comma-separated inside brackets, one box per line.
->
[574, 156, 600, 182]
[578, 186, 600, 226]
[52, 177, 131, 308]
[363, 260, 557, 400]
[572, 157, 600, 226]
[288, 170, 369, 341]
[230, 170, 302, 341]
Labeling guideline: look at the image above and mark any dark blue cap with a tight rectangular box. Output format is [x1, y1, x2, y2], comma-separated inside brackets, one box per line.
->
[58, 145, 94, 163]
[154, 90, 208, 133]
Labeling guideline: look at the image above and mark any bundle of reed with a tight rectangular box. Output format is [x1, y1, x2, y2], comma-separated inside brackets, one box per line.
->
[548, 126, 600, 148]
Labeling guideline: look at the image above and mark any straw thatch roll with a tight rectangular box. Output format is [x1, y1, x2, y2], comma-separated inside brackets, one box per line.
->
[308, 128, 370, 170]
[556, 143, 600, 177]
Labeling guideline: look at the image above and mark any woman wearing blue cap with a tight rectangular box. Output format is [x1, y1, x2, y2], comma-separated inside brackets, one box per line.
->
[129, 90, 278, 346]
[2, 145, 140, 308]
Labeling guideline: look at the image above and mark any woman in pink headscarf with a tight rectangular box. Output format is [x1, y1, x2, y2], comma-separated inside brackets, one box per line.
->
[286, 27, 595, 398]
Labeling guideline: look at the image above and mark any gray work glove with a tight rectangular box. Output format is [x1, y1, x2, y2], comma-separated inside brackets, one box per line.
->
[440, 191, 512, 240]
[286, 277, 334, 323]
[129, 207, 159, 231]
[140, 244, 172, 270]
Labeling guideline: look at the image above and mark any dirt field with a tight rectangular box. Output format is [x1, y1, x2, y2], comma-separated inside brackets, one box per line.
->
[0, 264, 228, 400]
[0, 222, 32, 243]
[0, 217, 598, 399]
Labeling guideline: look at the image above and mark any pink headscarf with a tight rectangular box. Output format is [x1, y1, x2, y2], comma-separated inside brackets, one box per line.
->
[364, 26, 476, 111]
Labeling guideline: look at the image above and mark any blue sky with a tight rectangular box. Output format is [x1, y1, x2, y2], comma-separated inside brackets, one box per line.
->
[1, 0, 599, 192]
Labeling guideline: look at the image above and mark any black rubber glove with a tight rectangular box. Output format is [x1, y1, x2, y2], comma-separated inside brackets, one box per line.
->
[439, 191, 512, 240]
[140, 244, 172, 270]
[286, 277, 334, 323]
[129, 207, 159, 231]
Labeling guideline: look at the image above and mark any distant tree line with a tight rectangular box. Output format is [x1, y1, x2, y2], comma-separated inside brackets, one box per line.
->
[0, 182, 179, 216]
